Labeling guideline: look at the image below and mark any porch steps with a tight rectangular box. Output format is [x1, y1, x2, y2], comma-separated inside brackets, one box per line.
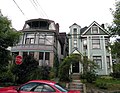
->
[71, 74, 80, 80]
[68, 80, 86, 93]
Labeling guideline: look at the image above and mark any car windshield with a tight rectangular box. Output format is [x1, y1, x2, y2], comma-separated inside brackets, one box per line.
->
[54, 84, 68, 92]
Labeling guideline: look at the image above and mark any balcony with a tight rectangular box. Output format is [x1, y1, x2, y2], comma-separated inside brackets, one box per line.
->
[11, 44, 55, 52]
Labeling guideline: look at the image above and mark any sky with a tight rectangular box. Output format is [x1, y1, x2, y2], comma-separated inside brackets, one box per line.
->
[0, 0, 116, 33]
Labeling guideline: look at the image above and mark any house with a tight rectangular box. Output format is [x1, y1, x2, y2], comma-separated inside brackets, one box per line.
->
[68, 21, 113, 75]
[11, 18, 67, 67]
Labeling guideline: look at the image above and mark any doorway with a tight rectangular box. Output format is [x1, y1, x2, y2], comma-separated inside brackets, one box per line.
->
[72, 62, 79, 73]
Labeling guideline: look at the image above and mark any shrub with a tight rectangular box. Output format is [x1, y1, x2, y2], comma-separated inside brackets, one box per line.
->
[110, 72, 120, 79]
[29, 66, 51, 80]
[0, 70, 15, 83]
[80, 71, 97, 83]
[95, 82, 108, 89]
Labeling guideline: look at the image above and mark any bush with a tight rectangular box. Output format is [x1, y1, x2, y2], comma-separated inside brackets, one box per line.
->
[110, 72, 120, 79]
[0, 70, 15, 83]
[80, 71, 97, 83]
[95, 82, 108, 89]
[29, 66, 51, 80]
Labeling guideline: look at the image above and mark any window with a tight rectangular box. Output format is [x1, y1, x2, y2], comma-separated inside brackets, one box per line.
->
[54, 84, 68, 92]
[73, 28, 77, 34]
[39, 52, 44, 60]
[83, 39, 87, 50]
[92, 26, 98, 34]
[38, 33, 54, 45]
[106, 56, 110, 69]
[20, 82, 55, 92]
[12, 52, 19, 57]
[105, 38, 109, 47]
[39, 52, 50, 66]
[74, 40, 77, 47]
[73, 28, 77, 39]
[34, 84, 55, 92]
[25, 33, 35, 44]
[92, 36, 100, 49]
[39, 34, 45, 44]
[45, 52, 50, 60]
[20, 82, 39, 91]
[45, 35, 53, 45]
[23, 52, 28, 58]
[93, 56, 102, 69]
[42, 84, 55, 92]
[29, 52, 34, 57]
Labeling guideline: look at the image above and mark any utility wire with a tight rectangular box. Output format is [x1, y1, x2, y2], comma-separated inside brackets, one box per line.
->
[29, 0, 44, 17]
[34, 0, 48, 18]
[33, 0, 38, 6]
[12, 0, 25, 16]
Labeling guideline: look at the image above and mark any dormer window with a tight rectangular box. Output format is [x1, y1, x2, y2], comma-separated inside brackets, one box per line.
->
[92, 26, 99, 34]
[73, 28, 77, 39]
[73, 28, 77, 34]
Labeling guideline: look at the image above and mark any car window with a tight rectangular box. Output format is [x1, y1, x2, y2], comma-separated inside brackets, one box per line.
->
[34, 84, 55, 92]
[19, 82, 39, 91]
[54, 84, 68, 92]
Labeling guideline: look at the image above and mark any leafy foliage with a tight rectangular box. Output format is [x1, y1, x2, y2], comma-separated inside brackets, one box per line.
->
[53, 53, 59, 77]
[58, 53, 98, 82]
[109, 1, 120, 35]
[0, 66, 15, 83]
[110, 63, 120, 78]
[109, 42, 120, 58]
[59, 53, 82, 81]
[29, 66, 51, 80]
[11, 55, 38, 84]
[0, 13, 21, 70]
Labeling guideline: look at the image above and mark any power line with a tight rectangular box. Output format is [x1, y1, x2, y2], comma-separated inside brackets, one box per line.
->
[12, 0, 25, 16]
[33, 0, 38, 6]
[29, 0, 44, 17]
[34, 0, 48, 18]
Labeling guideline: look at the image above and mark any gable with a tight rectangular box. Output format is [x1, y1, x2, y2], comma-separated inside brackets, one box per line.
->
[71, 48, 83, 56]
[82, 21, 110, 36]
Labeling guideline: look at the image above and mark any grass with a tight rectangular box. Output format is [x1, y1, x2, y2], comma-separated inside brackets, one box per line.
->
[87, 76, 120, 91]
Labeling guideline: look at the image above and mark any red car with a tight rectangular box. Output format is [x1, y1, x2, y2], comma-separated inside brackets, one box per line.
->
[0, 80, 81, 93]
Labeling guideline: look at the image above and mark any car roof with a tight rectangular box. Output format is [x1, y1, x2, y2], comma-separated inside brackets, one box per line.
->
[28, 80, 56, 85]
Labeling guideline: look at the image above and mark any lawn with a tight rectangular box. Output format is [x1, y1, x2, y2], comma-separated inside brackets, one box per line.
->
[86, 76, 120, 91]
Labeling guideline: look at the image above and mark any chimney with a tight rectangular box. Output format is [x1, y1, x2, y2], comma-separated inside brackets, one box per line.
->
[56, 23, 59, 32]
[101, 24, 105, 29]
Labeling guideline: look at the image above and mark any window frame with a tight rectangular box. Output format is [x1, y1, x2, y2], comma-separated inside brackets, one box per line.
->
[92, 36, 100, 49]
[93, 56, 102, 69]
[25, 33, 35, 44]
[92, 26, 99, 34]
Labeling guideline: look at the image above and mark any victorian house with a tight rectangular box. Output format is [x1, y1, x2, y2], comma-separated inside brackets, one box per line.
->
[69, 21, 113, 75]
[11, 18, 67, 67]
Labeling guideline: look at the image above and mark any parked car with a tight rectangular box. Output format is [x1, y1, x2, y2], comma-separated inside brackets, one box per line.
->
[0, 80, 81, 93]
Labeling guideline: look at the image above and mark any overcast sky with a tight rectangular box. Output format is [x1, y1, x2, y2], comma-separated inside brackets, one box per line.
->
[0, 0, 116, 33]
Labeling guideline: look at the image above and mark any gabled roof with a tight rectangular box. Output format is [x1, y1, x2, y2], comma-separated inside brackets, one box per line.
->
[71, 47, 83, 56]
[80, 26, 88, 34]
[81, 21, 110, 36]
[69, 23, 81, 28]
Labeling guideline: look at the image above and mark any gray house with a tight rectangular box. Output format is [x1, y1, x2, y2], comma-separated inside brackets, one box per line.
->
[11, 18, 67, 67]
[69, 21, 113, 75]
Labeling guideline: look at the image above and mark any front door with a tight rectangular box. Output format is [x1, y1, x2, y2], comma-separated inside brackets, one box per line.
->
[72, 62, 79, 73]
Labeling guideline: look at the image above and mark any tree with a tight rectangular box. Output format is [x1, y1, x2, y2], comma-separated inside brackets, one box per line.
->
[59, 53, 82, 81]
[109, 1, 120, 35]
[11, 55, 39, 84]
[0, 12, 21, 70]
[108, 1, 120, 78]
[58, 53, 98, 82]
[108, 1, 120, 59]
